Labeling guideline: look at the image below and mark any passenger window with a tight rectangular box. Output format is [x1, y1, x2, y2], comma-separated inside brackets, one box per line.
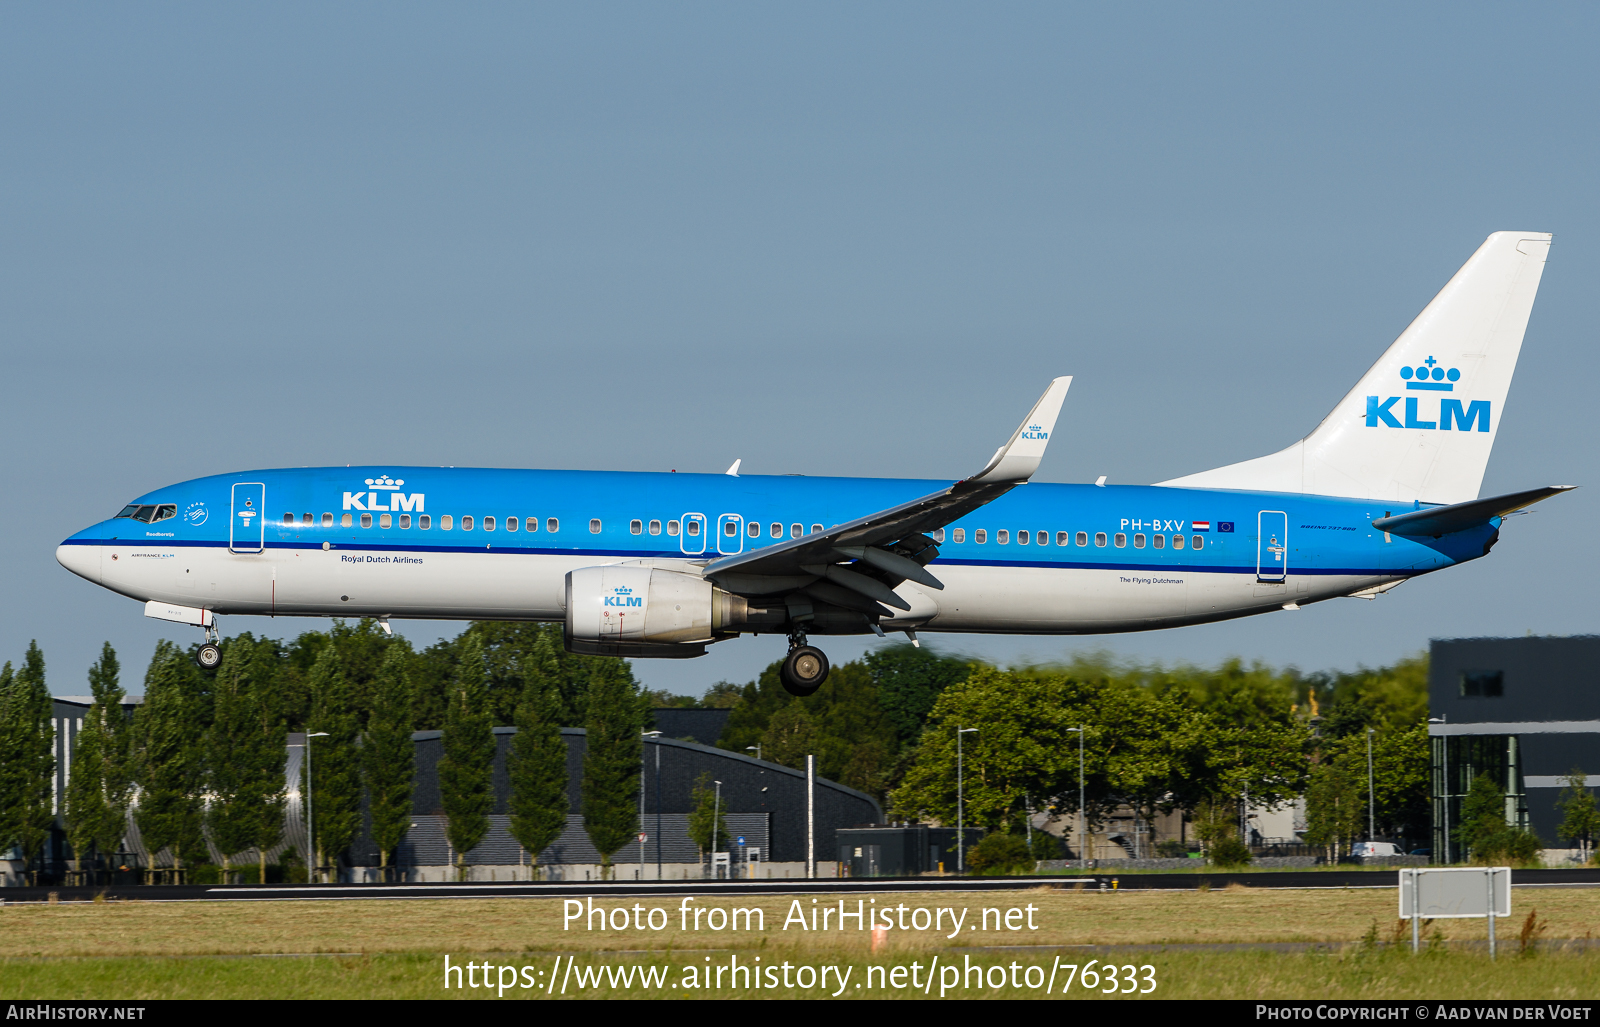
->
[953, 528, 965, 543]
[630, 520, 642, 535]
[1057, 531, 1069, 546]
[283, 513, 295, 525]
[1094, 532, 1107, 547]
[811, 524, 823, 535]
[303, 513, 314, 525]
[791, 523, 802, 538]
[1153, 534, 1165, 549]
[380, 513, 392, 529]
[506, 517, 518, 532]
[975, 529, 987, 544]
[686, 520, 698, 537]
[322, 512, 333, 527]
[771, 522, 782, 538]
[1076, 531, 1088, 547]
[934, 528, 945, 543]
[1172, 533, 1184, 549]
[462, 515, 474, 531]
[650, 520, 661, 535]
[1133, 533, 1145, 548]
[526, 517, 537, 533]
[725, 521, 738, 537]
[441, 515, 453, 530]
[547, 518, 559, 533]
[1036, 530, 1048, 546]
[589, 518, 601, 534]
[1114, 533, 1126, 548]
[748, 520, 760, 538]
[668, 520, 680, 536]
[400, 514, 411, 529]
[420, 514, 431, 530]
[1016, 529, 1028, 545]
[483, 516, 495, 532]
[342, 513, 354, 528]
[361, 513, 373, 528]
[1191, 535, 1203, 550]
[997, 529, 1009, 544]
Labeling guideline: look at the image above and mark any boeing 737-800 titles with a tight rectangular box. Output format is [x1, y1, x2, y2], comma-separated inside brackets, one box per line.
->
[58, 232, 1571, 695]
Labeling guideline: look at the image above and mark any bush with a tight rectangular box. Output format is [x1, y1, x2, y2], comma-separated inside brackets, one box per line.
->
[967, 833, 1035, 875]
[1474, 829, 1543, 867]
[1208, 837, 1253, 867]
[1156, 840, 1191, 858]
[1028, 832, 1065, 861]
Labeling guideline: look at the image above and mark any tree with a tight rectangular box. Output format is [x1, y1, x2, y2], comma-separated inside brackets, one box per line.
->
[204, 642, 260, 880]
[439, 634, 494, 879]
[581, 658, 642, 878]
[862, 643, 972, 751]
[1457, 772, 1508, 860]
[0, 646, 56, 882]
[306, 645, 361, 879]
[1556, 769, 1599, 865]
[1304, 759, 1364, 862]
[762, 702, 818, 771]
[238, 639, 288, 885]
[966, 833, 1033, 875]
[685, 771, 728, 862]
[64, 644, 130, 882]
[133, 642, 206, 881]
[364, 644, 416, 879]
[508, 633, 568, 879]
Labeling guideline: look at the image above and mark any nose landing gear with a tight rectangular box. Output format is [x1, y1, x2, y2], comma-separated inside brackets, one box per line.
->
[780, 630, 830, 697]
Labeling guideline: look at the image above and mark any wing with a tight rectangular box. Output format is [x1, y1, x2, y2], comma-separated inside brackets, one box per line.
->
[704, 377, 1071, 612]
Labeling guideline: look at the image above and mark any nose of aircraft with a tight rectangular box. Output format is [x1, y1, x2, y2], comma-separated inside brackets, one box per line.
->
[56, 540, 102, 584]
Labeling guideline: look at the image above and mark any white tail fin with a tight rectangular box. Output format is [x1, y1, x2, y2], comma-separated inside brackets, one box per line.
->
[1157, 231, 1552, 505]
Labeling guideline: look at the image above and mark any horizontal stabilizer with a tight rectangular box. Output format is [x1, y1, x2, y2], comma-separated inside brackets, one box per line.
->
[1372, 485, 1576, 537]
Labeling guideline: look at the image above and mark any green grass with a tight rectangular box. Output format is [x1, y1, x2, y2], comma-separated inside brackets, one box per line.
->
[4, 946, 1595, 1000]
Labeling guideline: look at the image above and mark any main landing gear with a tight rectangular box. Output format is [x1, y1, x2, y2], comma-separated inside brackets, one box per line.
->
[780, 630, 830, 697]
[194, 620, 222, 671]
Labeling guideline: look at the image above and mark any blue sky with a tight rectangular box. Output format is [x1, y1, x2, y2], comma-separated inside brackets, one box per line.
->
[6, 3, 1598, 696]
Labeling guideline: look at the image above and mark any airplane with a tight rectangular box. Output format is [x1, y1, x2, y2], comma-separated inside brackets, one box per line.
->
[57, 231, 1572, 696]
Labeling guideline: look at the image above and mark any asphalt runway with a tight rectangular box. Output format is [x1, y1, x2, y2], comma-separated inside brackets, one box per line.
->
[6, 867, 1600, 903]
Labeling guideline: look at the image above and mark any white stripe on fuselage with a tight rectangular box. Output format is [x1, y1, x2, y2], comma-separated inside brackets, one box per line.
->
[82, 542, 1399, 634]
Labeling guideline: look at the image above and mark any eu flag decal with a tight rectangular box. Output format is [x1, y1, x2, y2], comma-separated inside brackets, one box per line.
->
[1218, 522, 1234, 533]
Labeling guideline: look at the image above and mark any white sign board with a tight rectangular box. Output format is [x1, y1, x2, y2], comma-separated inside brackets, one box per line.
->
[1399, 867, 1510, 920]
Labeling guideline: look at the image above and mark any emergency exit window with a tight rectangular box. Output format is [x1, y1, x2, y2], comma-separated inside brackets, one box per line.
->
[685, 520, 698, 536]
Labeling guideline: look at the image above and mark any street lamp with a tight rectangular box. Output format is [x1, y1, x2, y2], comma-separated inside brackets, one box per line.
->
[1066, 727, 1085, 867]
[744, 744, 762, 762]
[957, 727, 978, 874]
[303, 732, 329, 883]
[1366, 727, 1376, 844]
[642, 731, 661, 879]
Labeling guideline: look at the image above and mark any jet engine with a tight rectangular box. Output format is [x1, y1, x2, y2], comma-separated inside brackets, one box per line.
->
[563, 565, 784, 658]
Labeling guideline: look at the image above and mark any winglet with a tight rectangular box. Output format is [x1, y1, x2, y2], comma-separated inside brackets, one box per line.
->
[966, 377, 1072, 485]
[725, 459, 741, 477]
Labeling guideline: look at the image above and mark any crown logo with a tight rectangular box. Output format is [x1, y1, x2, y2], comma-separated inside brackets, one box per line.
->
[1400, 356, 1460, 392]
[365, 475, 405, 490]
[613, 586, 633, 595]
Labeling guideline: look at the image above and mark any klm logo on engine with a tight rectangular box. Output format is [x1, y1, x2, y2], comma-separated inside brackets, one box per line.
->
[1020, 423, 1049, 440]
[1365, 357, 1489, 432]
[604, 586, 642, 608]
[343, 475, 425, 512]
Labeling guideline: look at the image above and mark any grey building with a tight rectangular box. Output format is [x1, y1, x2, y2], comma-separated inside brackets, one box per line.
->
[1429, 636, 1600, 861]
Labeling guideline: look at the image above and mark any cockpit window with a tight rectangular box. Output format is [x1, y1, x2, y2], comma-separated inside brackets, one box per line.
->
[116, 504, 176, 524]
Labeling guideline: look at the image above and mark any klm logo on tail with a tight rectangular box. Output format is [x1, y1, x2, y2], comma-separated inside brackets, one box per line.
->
[1366, 357, 1489, 432]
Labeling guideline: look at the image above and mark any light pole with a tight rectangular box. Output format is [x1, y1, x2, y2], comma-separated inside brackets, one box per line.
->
[1367, 727, 1376, 844]
[744, 744, 762, 762]
[957, 727, 978, 874]
[642, 731, 661, 880]
[1066, 727, 1085, 867]
[303, 731, 329, 883]
[712, 780, 723, 880]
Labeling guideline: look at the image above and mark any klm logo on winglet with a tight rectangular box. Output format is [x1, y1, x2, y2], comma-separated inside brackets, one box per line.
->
[605, 586, 642, 608]
[1020, 424, 1049, 440]
[1366, 358, 1489, 432]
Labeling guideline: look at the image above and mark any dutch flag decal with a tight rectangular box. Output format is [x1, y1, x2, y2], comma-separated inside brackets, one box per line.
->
[1192, 521, 1211, 532]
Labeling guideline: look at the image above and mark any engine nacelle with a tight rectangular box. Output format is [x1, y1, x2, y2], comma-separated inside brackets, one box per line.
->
[563, 565, 732, 656]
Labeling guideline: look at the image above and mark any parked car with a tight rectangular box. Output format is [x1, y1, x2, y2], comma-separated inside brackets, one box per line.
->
[1350, 842, 1402, 858]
